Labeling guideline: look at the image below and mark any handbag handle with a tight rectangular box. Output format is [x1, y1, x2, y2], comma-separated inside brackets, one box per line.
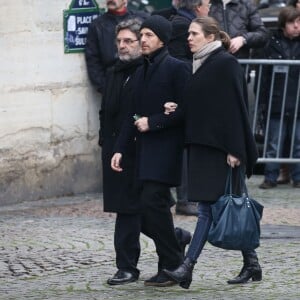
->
[224, 167, 233, 195]
[238, 167, 249, 198]
[225, 166, 249, 198]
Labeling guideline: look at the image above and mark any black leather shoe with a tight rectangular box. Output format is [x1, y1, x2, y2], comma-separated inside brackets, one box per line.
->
[107, 270, 138, 285]
[144, 271, 177, 287]
[175, 227, 192, 255]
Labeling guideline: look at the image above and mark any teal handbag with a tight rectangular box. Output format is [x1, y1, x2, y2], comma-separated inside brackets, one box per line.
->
[208, 167, 264, 250]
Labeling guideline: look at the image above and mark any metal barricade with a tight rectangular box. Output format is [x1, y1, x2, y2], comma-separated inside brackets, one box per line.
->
[238, 59, 300, 163]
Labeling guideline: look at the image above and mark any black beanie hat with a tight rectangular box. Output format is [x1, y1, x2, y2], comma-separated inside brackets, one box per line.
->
[140, 15, 172, 45]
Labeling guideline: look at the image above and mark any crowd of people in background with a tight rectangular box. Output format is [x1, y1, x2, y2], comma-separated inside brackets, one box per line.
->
[84, 0, 300, 290]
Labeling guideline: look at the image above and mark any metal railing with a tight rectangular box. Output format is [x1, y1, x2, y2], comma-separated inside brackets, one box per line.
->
[238, 59, 300, 163]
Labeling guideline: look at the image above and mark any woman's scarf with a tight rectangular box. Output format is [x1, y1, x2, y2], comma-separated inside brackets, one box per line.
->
[193, 40, 222, 73]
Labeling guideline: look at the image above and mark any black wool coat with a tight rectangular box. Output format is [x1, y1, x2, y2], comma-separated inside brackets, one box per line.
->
[168, 8, 195, 62]
[184, 47, 258, 178]
[101, 58, 143, 213]
[152, 6, 177, 20]
[115, 48, 191, 186]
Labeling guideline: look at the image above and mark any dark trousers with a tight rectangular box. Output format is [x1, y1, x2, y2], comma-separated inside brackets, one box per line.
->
[176, 149, 188, 203]
[140, 181, 182, 270]
[115, 213, 141, 277]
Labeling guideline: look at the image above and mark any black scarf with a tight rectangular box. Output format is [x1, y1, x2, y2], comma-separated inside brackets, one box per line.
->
[104, 57, 143, 116]
[143, 46, 168, 78]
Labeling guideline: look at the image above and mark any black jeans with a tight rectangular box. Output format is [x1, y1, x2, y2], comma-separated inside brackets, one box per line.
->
[140, 181, 182, 270]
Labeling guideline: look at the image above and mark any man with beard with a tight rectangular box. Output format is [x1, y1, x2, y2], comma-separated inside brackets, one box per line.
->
[85, 0, 148, 94]
[101, 18, 144, 285]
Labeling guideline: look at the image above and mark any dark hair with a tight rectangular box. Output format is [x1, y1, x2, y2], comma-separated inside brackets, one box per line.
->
[115, 18, 142, 39]
[278, 6, 300, 29]
[178, 0, 203, 10]
[191, 16, 231, 50]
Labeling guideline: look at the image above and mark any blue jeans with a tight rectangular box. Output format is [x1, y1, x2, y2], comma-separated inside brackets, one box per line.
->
[264, 117, 300, 182]
[186, 202, 258, 263]
[186, 202, 212, 262]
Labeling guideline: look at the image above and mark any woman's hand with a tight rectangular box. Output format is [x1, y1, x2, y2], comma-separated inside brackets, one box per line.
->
[111, 153, 123, 172]
[227, 154, 241, 168]
[164, 102, 178, 115]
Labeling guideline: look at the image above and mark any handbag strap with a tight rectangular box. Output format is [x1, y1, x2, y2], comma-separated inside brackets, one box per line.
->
[238, 167, 249, 198]
[225, 166, 249, 198]
[225, 167, 233, 195]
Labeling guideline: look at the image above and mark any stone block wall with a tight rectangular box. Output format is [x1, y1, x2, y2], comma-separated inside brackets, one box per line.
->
[0, 1, 103, 204]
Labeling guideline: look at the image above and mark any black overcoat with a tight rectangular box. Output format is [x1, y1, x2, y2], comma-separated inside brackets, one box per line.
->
[152, 6, 177, 20]
[101, 59, 143, 213]
[115, 48, 191, 186]
[184, 47, 258, 201]
[168, 8, 194, 62]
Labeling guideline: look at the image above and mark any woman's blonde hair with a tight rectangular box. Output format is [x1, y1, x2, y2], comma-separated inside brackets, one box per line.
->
[191, 16, 231, 50]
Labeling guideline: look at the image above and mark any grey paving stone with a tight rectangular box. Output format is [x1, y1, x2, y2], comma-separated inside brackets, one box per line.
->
[0, 175, 299, 299]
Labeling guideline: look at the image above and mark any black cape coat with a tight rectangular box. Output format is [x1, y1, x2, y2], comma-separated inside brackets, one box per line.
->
[184, 47, 258, 178]
[101, 58, 143, 213]
[115, 48, 191, 186]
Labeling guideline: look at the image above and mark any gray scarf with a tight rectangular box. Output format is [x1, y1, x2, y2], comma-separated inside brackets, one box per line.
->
[193, 41, 222, 73]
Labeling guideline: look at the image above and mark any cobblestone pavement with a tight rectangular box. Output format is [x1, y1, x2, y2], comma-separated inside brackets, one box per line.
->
[0, 175, 299, 300]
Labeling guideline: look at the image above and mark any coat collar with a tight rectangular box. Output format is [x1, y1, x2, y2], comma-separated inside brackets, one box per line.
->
[177, 8, 196, 21]
[142, 47, 169, 80]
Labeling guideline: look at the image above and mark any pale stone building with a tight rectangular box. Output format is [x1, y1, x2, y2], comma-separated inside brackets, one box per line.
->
[0, 0, 107, 204]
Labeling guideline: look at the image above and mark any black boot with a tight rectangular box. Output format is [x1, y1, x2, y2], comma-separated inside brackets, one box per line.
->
[227, 251, 262, 284]
[162, 257, 195, 289]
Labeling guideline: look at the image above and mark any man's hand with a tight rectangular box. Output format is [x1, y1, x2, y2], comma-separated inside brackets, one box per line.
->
[164, 102, 178, 115]
[134, 117, 149, 132]
[229, 36, 245, 54]
[111, 153, 123, 172]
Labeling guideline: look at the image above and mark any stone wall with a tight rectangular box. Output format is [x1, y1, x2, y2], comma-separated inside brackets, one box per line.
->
[0, 1, 103, 204]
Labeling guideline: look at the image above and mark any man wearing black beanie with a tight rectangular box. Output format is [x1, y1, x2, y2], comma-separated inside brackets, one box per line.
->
[140, 14, 173, 46]
[111, 14, 191, 287]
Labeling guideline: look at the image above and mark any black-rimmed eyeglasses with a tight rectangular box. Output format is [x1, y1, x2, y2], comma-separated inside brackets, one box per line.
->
[116, 38, 139, 45]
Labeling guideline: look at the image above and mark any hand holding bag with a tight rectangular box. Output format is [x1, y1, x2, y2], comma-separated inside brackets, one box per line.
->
[207, 167, 264, 250]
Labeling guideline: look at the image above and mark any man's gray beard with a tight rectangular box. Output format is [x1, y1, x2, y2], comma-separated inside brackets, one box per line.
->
[119, 53, 140, 62]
